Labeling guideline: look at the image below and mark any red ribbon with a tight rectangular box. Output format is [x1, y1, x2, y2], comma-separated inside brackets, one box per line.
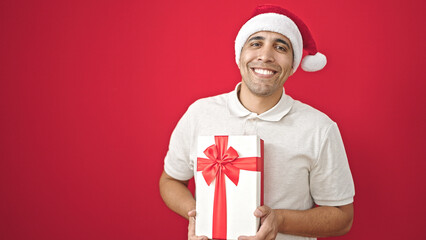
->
[197, 136, 263, 239]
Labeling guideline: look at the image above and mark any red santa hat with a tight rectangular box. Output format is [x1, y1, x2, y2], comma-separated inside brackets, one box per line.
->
[235, 4, 327, 73]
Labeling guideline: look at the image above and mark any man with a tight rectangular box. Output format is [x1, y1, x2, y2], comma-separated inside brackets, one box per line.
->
[159, 4, 355, 240]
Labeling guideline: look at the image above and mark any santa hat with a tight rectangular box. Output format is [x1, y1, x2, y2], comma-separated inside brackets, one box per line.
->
[235, 4, 327, 73]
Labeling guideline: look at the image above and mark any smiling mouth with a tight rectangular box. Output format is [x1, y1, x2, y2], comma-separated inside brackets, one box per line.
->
[251, 68, 277, 78]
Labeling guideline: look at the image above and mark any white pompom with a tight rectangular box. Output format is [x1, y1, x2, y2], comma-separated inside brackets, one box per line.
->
[301, 52, 327, 72]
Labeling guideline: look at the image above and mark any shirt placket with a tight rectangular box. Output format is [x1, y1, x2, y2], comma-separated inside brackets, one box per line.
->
[244, 113, 258, 135]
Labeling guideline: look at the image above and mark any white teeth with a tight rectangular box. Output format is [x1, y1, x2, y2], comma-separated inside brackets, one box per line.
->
[254, 68, 274, 75]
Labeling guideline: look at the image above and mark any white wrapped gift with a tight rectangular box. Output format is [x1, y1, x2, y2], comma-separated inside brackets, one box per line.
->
[195, 135, 264, 240]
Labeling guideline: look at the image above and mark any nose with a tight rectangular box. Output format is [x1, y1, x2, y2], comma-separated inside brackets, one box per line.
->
[257, 46, 275, 63]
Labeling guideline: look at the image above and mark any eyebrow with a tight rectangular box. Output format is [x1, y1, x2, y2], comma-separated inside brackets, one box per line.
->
[248, 36, 265, 42]
[248, 36, 291, 49]
[275, 38, 291, 49]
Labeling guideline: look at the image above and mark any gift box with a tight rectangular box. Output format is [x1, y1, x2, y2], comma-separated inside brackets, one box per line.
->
[195, 135, 264, 240]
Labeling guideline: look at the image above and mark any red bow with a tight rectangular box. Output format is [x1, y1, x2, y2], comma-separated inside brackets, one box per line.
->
[197, 136, 262, 239]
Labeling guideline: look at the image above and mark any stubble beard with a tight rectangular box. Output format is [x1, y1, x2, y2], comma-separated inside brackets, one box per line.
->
[244, 80, 277, 97]
[243, 69, 283, 97]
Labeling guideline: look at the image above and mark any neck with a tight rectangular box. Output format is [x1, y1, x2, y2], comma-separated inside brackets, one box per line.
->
[238, 82, 283, 115]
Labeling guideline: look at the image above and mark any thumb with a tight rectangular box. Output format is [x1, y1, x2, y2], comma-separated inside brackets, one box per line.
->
[188, 209, 196, 218]
[188, 210, 196, 234]
[254, 205, 271, 218]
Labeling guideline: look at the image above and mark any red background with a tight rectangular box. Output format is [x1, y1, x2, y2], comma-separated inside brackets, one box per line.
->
[1, 0, 425, 239]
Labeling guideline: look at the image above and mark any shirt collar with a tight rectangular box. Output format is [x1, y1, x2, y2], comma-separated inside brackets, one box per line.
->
[227, 82, 294, 122]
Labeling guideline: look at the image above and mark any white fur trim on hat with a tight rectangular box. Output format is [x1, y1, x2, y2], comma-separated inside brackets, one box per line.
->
[301, 52, 327, 72]
[235, 13, 303, 74]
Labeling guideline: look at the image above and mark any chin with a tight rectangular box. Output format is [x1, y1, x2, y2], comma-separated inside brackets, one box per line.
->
[249, 86, 275, 97]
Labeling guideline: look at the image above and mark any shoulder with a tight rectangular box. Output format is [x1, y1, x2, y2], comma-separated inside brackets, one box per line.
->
[186, 92, 230, 115]
[288, 99, 336, 130]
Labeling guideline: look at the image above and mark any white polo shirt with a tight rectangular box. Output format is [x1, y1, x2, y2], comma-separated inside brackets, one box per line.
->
[164, 83, 355, 240]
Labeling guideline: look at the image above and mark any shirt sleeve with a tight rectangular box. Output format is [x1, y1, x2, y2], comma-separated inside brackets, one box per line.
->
[163, 108, 194, 181]
[310, 123, 355, 206]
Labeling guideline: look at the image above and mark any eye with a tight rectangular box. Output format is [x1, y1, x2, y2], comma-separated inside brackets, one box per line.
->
[250, 42, 262, 48]
[275, 45, 287, 52]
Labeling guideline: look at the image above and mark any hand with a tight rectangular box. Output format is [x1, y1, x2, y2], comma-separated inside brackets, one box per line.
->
[238, 205, 283, 240]
[188, 209, 209, 240]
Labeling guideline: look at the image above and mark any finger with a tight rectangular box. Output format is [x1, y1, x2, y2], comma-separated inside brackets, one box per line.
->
[188, 209, 197, 218]
[187, 210, 208, 240]
[188, 216, 207, 239]
[187, 209, 197, 235]
[254, 205, 272, 218]
[238, 235, 255, 240]
[266, 232, 277, 240]
[254, 218, 274, 240]
[190, 232, 208, 240]
[260, 230, 278, 240]
[188, 215, 196, 235]
[191, 236, 208, 240]
[254, 227, 269, 240]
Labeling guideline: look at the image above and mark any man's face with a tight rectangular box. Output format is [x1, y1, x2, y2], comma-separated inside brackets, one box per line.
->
[238, 31, 294, 97]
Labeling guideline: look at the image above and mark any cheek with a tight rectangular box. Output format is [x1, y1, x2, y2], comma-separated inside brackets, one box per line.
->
[278, 57, 293, 70]
[240, 50, 257, 63]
